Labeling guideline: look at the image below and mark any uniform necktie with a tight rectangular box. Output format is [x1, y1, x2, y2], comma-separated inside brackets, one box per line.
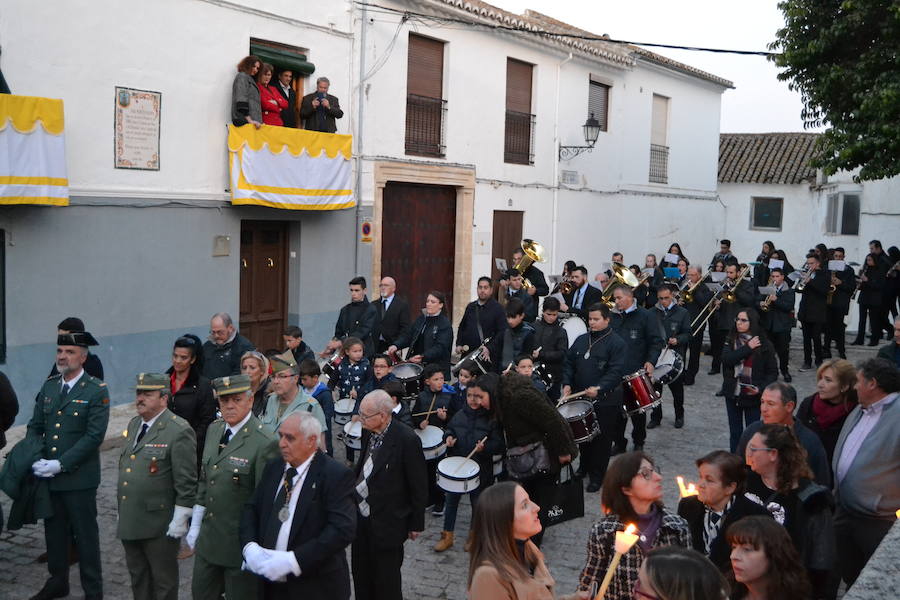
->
[60, 383, 70, 401]
[262, 467, 298, 548]
[134, 423, 149, 448]
[218, 428, 232, 454]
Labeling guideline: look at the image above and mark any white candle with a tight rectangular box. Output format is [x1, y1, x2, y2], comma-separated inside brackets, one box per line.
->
[613, 523, 639, 554]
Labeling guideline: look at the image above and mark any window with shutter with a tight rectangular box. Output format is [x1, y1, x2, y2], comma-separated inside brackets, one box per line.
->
[505, 58, 534, 165]
[649, 94, 669, 183]
[406, 34, 446, 156]
[588, 80, 609, 132]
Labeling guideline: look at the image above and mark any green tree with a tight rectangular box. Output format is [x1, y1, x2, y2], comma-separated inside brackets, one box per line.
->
[769, 0, 900, 181]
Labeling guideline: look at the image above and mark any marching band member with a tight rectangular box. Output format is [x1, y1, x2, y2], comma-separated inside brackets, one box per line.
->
[389, 291, 453, 377]
[648, 284, 691, 430]
[499, 270, 537, 322]
[758, 268, 796, 382]
[488, 298, 536, 374]
[455, 277, 507, 363]
[514, 355, 547, 394]
[322, 277, 379, 359]
[532, 296, 569, 400]
[823, 247, 854, 359]
[797, 253, 830, 371]
[370, 354, 396, 390]
[753, 241, 775, 287]
[411, 363, 452, 517]
[682, 266, 713, 386]
[561, 266, 602, 322]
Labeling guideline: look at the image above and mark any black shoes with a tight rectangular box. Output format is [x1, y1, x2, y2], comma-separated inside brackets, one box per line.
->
[612, 444, 626, 455]
[633, 443, 644, 452]
[29, 581, 69, 600]
[799, 363, 813, 372]
[707, 369, 719, 375]
[586, 481, 601, 493]
[647, 420, 661, 430]
[714, 390, 724, 397]
[674, 418, 684, 429]
[782, 373, 792, 383]
[683, 378, 695, 386]
[867, 340, 880, 347]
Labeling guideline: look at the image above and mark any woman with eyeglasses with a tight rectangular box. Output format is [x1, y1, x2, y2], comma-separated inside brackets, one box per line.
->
[167, 334, 216, 469]
[721, 309, 777, 453]
[726, 515, 811, 600]
[576, 452, 690, 600]
[240, 350, 271, 417]
[634, 546, 729, 600]
[743, 424, 836, 599]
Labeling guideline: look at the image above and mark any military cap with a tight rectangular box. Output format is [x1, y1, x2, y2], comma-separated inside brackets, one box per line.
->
[212, 374, 252, 396]
[135, 372, 169, 391]
[270, 350, 298, 375]
[57, 331, 99, 347]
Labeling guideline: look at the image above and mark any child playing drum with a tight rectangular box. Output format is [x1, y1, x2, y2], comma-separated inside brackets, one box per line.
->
[337, 337, 374, 462]
[412, 363, 452, 516]
[434, 377, 504, 552]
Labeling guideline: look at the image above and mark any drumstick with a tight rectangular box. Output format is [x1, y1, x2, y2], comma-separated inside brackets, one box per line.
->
[556, 390, 590, 406]
[413, 393, 440, 418]
[453, 437, 489, 475]
[411, 409, 440, 417]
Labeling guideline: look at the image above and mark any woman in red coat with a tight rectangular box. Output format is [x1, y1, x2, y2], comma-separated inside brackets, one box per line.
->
[256, 63, 287, 126]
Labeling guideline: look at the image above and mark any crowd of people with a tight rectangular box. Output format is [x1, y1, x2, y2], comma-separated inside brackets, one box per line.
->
[0, 236, 898, 600]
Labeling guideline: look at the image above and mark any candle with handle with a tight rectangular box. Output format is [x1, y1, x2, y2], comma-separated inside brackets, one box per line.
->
[594, 523, 639, 599]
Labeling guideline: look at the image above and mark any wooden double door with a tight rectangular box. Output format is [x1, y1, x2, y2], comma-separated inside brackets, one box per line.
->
[381, 182, 456, 321]
[239, 221, 288, 353]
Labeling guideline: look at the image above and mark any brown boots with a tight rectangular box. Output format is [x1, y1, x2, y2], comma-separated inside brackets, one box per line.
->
[434, 530, 454, 552]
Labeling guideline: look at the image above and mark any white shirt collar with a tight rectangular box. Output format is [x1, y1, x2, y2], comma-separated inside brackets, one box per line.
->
[62, 368, 85, 388]
[225, 411, 253, 437]
[624, 301, 637, 314]
[142, 410, 165, 429]
[392, 402, 402, 414]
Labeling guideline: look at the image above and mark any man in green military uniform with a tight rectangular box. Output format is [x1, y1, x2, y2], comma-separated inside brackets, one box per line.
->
[117, 373, 197, 600]
[259, 352, 328, 445]
[27, 332, 110, 600]
[186, 374, 278, 600]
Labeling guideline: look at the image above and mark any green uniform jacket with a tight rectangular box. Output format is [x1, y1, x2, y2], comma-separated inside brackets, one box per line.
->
[196, 415, 278, 567]
[26, 373, 110, 491]
[259, 389, 327, 434]
[117, 409, 197, 540]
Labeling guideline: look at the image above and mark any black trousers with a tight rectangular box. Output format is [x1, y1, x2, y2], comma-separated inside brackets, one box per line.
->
[768, 330, 792, 375]
[578, 401, 621, 486]
[710, 328, 727, 372]
[615, 408, 646, 447]
[686, 322, 705, 380]
[650, 379, 684, 422]
[823, 308, 848, 356]
[801, 320, 824, 364]
[45, 488, 103, 596]
[855, 304, 889, 342]
[425, 457, 444, 509]
[834, 506, 895, 587]
[351, 517, 404, 600]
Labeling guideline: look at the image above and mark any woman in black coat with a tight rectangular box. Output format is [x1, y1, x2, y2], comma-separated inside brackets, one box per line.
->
[721, 309, 778, 453]
[166, 334, 217, 468]
[852, 253, 887, 345]
[388, 290, 453, 377]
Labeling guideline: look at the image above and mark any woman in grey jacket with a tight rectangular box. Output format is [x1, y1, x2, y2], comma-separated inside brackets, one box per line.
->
[231, 55, 262, 127]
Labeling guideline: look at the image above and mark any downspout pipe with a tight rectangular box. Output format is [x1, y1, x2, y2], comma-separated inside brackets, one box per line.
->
[552, 53, 574, 274]
[353, 2, 368, 274]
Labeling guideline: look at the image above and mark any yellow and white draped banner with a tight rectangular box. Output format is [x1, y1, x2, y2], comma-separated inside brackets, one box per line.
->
[0, 94, 69, 206]
[228, 125, 354, 210]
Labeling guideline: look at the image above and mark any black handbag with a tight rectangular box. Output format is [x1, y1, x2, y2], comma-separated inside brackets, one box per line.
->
[505, 440, 551, 481]
[538, 465, 584, 528]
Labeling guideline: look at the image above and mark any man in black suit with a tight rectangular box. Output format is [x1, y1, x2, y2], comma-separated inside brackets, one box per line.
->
[239, 412, 356, 600]
[300, 77, 343, 133]
[823, 247, 854, 359]
[323, 276, 379, 359]
[797, 253, 829, 370]
[374, 277, 411, 354]
[351, 390, 427, 600]
[561, 265, 603, 322]
[455, 276, 507, 358]
[273, 70, 297, 128]
[758, 268, 796, 381]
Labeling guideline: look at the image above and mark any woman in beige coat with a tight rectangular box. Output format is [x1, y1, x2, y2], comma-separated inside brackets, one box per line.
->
[468, 481, 588, 600]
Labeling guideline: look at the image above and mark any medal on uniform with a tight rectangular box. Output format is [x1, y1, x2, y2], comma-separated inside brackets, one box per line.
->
[278, 505, 290, 522]
[149, 457, 158, 474]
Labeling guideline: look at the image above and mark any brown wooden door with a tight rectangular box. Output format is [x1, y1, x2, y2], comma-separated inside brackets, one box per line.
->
[491, 210, 523, 298]
[239, 221, 288, 352]
[382, 183, 456, 322]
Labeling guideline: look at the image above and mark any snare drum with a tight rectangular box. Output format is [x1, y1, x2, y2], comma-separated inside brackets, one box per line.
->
[333, 398, 355, 425]
[343, 420, 362, 450]
[436, 457, 481, 493]
[622, 369, 662, 415]
[393, 362, 424, 399]
[557, 399, 600, 443]
[415, 425, 446, 460]
[492, 454, 503, 477]
[653, 349, 685, 386]
[321, 353, 342, 383]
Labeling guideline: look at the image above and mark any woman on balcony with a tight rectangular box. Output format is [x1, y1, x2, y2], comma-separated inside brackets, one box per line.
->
[256, 62, 287, 127]
[231, 55, 262, 128]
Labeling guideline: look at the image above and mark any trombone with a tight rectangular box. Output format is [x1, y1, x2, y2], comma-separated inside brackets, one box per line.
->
[511, 239, 547, 290]
[690, 265, 750, 336]
[676, 268, 711, 305]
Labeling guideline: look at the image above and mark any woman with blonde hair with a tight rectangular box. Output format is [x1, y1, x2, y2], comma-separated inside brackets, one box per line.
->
[795, 359, 857, 466]
[240, 350, 270, 417]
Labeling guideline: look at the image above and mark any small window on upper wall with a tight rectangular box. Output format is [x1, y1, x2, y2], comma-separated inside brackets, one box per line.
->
[751, 197, 783, 230]
[826, 193, 861, 235]
[588, 79, 609, 132]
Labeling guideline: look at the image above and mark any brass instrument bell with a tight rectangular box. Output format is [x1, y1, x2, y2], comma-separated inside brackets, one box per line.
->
[512, 239, 547, 290]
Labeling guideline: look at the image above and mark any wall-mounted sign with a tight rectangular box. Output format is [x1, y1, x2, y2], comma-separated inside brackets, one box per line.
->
[114, 87, 160, 170]
[360, 220, 373, 244]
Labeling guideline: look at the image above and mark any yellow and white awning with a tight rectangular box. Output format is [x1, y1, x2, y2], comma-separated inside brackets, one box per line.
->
[0, 94, 69, 206]
[228, 125, 354, 210]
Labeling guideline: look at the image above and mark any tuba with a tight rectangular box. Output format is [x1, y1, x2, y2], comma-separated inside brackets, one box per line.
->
[512, 239, 547, 290]
[600, 263, 641, 308]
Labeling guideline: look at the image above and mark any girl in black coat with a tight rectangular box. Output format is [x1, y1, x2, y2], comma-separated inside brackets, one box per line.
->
[721, 309, 778, 453]
[388, 290, 453, 377]
[852, 253, 887, 345]
[166, 334, 217, 469]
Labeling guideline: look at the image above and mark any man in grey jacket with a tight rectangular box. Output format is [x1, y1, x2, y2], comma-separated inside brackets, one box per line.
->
[832, 357, 900, 587]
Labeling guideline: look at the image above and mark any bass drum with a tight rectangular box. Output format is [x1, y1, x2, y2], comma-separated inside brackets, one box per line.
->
[560, 314, 587, 348]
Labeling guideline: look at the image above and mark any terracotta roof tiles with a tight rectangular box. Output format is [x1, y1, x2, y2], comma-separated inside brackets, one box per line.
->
[718, 133, 821, 185]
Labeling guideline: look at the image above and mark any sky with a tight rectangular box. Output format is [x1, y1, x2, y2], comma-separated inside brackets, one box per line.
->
[488, 0, 820, 134]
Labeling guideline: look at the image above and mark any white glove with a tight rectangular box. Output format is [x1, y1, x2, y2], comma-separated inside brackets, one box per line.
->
[166, 505, 193, 538]
[185, 504, 206, 549]
[257, 549, 300, 581]
[242, 542, 272, 574]
[32, 459, 62, 478]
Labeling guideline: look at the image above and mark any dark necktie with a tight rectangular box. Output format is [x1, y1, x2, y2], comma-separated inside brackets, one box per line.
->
[218, 428, 232, 454]
[262, 467, 298, 547]
[60, 383, 70, 402]
[134, 423, 149, 448]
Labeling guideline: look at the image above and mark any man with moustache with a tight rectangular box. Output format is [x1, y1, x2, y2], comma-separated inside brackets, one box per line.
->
[117, 373, 196, 600]
[27, 332, 110, 600]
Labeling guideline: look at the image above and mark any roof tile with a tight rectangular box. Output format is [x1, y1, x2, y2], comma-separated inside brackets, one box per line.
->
[718, 133, 821, 185]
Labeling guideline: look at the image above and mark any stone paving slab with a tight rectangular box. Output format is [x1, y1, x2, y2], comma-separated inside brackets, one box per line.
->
[1, 339, 879, 599]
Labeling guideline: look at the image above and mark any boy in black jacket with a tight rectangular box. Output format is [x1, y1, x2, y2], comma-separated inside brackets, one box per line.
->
[412, 363, 452, 515]
[489, 298, 536, 373]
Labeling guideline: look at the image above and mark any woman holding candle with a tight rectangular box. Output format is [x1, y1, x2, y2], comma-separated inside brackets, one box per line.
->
[635, 546, 729, 600]
[576, 452, 690, 599]
[726, 515, 811, 600]
[467, 481, 588, 600]
[743, 424, 836, 599]
[676, 451, 771, 571]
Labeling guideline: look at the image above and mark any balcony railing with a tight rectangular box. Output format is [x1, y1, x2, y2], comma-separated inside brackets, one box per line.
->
[405, 94, 447, 157]
[504, 110, 535, 165]
[649, 144, 669, 183]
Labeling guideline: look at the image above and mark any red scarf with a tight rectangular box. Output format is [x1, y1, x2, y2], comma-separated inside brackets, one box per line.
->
[811, 393, 855, 429]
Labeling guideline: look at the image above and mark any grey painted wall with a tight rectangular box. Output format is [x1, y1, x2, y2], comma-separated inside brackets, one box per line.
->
[1, 201, 361, 425]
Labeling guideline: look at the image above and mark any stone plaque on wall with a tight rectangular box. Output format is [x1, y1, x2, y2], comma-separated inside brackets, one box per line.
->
[114, 87, 160, 170]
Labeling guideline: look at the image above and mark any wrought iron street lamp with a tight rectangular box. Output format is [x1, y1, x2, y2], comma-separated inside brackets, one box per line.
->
[559, 113, 602, 160]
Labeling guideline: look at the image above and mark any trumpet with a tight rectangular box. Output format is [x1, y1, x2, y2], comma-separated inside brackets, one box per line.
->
[851, 265, 868, 300]
[793, 265, 815, 291]
[760, 276, 776, 312]
[512, 239, 547, 290]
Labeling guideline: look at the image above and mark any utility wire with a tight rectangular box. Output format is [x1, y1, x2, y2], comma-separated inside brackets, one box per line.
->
[353, 1, 776, 57]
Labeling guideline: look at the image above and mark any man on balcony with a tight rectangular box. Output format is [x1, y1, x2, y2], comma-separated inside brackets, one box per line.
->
[300, 77, 343, 134]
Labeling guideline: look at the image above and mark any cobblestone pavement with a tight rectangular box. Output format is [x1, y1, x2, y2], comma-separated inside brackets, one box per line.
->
[1, 339, 876, 599]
